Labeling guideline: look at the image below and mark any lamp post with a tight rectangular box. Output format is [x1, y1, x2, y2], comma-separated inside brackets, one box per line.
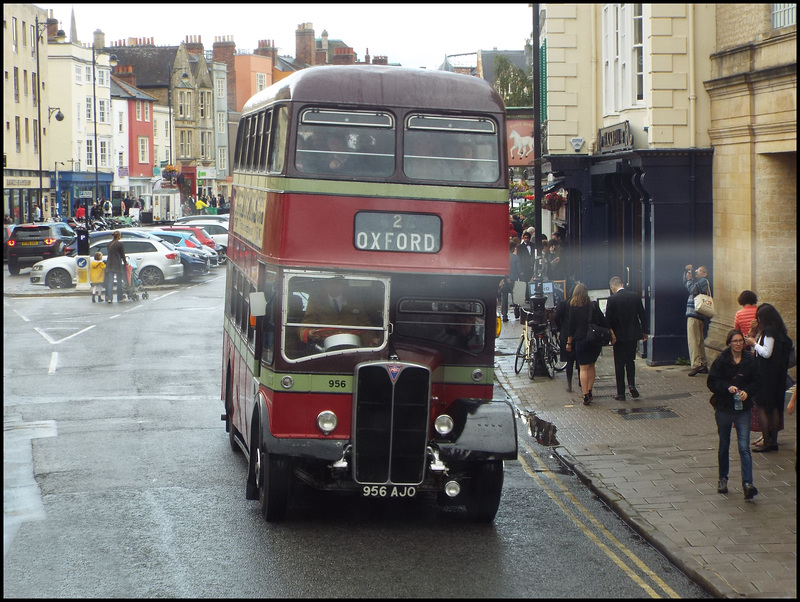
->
[91, 44, 118, 229]
[34, 15, 65, 223]
[531, 3, 544, 299]
[54, 160, 65, 218]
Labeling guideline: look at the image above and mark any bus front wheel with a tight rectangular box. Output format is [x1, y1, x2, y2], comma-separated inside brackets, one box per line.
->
[256, 423, 290, 522]
[464, 460, 504, 523]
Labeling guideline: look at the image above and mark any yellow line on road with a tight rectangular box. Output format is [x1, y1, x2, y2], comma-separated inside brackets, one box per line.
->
[518, 439, 681, 598]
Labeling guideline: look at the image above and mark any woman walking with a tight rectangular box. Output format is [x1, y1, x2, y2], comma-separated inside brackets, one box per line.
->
[554, 283, 579, 393]
[734, 290, 762, 443]
[744, 303, 792, 452]
[707, 329, 761, 499]
[566, 282, 610, 405]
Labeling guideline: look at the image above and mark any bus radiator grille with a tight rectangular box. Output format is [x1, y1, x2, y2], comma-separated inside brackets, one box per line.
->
[353, 364, 431, 485]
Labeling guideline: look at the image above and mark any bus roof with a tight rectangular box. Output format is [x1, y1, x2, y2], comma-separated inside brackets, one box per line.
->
[242, 65, 506, 115]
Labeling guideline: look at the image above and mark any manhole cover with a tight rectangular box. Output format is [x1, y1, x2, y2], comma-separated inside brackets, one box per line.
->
[612, 406, 680, 420]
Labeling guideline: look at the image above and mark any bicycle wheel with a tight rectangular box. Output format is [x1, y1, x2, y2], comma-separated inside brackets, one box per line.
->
[528, 337, 536, 380]
[514, 336, 526, 374]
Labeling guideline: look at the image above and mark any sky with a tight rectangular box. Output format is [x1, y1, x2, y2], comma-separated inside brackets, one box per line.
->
[39, 3, 534, 70]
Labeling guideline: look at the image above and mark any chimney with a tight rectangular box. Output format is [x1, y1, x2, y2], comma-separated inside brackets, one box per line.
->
[185, 34, 204, 55]
[365, 48, 370, 65]
[45, 11, 59, 40]
[295, 22, 315, 66]
[93, 28, 106, 50]
[332, 46, 356, 66]
[113, 64, 137, 87]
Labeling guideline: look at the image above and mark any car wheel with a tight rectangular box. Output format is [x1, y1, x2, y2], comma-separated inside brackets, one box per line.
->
[138, 266, 164, 286]
[8, 258, 20, 275]
[45, 268, 73, 289]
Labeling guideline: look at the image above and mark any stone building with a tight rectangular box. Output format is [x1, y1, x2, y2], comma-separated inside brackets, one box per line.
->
[539, 3, 796, 365]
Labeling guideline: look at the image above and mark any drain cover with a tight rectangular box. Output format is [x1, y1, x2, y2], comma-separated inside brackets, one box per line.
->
[612, 406, 679, 420]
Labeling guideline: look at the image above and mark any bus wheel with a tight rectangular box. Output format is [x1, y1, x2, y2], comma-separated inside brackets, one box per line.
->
[464, 460, 504, 523]
[224, 372, 239, 453]
[256, 423, 290, 522]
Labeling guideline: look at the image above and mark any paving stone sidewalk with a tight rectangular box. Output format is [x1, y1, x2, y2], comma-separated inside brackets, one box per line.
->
[495, 317, 796, 599]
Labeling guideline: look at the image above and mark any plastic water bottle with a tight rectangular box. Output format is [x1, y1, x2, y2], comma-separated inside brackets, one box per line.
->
[733, 391, 743, 411]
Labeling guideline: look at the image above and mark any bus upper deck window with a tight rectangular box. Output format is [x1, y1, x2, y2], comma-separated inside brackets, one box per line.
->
[295, 109, 395, 178]
[404, 114, 499, 184]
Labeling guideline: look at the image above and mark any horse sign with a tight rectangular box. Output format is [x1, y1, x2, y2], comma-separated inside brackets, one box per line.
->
[509, 129, 535, 160]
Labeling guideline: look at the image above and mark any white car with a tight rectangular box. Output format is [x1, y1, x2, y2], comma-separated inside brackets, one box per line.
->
[30, 235, 184, 289]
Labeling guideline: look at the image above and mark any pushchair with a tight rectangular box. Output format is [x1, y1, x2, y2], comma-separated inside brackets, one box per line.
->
[122, 259, 149, 301]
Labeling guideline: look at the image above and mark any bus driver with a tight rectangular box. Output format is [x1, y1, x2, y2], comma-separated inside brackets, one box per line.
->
[299, 278, 379, 349]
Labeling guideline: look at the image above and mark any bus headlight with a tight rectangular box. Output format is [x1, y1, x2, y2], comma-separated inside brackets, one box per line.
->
[317, 410, 338, 435]
[280, 376, 294, 389]
[434, 414, 454, 436]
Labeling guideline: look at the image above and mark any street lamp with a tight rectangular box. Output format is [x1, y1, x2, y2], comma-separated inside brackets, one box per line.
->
[54, 160, 65, 218]
[91, 44, 118, 229]
[167, 68, 190, 165]
[34, 15, 65, 222]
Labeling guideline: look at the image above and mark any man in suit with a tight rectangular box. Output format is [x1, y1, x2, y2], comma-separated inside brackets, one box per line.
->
[518, 231, 536, 284]
[605, 276, 649, 400]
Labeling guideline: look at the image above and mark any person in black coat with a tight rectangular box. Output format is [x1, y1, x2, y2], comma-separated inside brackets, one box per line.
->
[103, 230, 128, 303]
[707, 329, 761, 499]
[566, 282, 610, 405]
[744, 303, 793, 452]
[605, 276, 649, 400]
[554, 284, 579, 393]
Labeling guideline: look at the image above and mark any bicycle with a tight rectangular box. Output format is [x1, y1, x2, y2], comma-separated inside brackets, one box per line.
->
[514, 306, 567, 380]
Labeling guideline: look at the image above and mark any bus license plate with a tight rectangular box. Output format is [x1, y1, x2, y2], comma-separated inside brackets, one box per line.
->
[354, 212, 441, 253]
[362, 485, 417, 498]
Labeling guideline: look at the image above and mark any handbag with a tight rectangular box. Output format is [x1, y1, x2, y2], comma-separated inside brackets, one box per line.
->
[585, 301, 612, 346]
[693, 281, 715, 318]
[709, 393, 717, 408]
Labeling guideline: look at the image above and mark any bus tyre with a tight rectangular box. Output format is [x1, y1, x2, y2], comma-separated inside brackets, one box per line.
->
[465, 460, 504, 523]
[256, 423, 290, 522]
[224, 373, 239, 453]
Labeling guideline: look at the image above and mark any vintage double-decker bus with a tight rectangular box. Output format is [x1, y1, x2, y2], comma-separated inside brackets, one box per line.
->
[222, 65, 517, 522]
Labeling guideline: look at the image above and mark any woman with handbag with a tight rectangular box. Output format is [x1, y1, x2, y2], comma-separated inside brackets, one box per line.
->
[707, 329, 761, 499]
[566, 282, 611, 406]
[554, 283, 580, 393]
[744, 303, 793, 453]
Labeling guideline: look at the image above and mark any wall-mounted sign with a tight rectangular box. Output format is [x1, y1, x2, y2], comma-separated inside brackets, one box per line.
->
[507, 119, 536, 166]
[598, 121, 634, 155]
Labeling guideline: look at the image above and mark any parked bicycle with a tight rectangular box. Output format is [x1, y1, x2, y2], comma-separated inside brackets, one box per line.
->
[513, 304, 567, 380]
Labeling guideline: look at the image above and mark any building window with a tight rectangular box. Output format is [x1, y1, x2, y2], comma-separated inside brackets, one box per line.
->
[14, 67, 20, 102]
[118, 151, 125, 167]
[218, 146, 227, 171]
[144, 102, 150, 122]
[200, 131, 207, 158]
[200, 92, 206, 118]
[602, 3, 645, 114]
[32, 73, 38, 106]
[85, 66, 92, 83]
[772, 3, 797, 27]
[23, 70, 29, 96]
[136, 101, 142, 121]
[179, 91, 185, 117]
[75, 65, 83, 84]
[98, 99, 107, 124]
[15, 117, 21, 152]
[30, 24, 36, 58]
[257, 73, 267, 91]
[25, 118, 30, 144]
[86, 97, 93, 120]
[217, 111, 226, 134]
[86, 139, 94, 167]
[98, 69, 108, 87]
[33, 119, 38, 153]
[153, 118, 158, 137]
[119, 112, 124, 133]
[138, 136, 149, 164]
[216, 77, 225, 98]
[100, 140, 109, 168]
[12, 17, 18, 53]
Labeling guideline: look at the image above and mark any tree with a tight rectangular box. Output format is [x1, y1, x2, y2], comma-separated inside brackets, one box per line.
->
[493, 54, 531, 108]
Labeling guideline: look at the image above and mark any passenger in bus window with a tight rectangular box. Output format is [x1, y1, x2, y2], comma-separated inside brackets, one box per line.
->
[299, 279, 379, 349]
[405, 134, 443, 180]
[323, 131, 354, 173]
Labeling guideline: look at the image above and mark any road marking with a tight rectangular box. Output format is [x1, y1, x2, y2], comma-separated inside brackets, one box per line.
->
[48, 352, 58, 374]
[518, 439, 680, 598]
[35, 324, 96, 344]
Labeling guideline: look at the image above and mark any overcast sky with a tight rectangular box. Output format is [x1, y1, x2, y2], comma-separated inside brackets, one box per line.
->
[39, 3, 534, 70]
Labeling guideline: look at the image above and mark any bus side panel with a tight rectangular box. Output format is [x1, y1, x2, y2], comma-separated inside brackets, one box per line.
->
[263, 192, 508, 275]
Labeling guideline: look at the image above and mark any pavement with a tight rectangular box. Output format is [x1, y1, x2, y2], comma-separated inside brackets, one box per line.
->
[495, 316, 797, 599]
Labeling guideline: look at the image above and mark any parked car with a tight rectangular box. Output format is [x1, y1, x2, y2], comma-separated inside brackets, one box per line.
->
[6, 222, 76, 275]
[146, 229, 219, 267]
[158, 225, 217, 251]
[175, 214, 228, 224]
[162, 223, 227, 263]
[30, 234, 183, 288]
[4, 224, 16, 262]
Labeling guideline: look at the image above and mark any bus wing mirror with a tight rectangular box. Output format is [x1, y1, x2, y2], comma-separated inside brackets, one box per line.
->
[249, 291, 268, 317]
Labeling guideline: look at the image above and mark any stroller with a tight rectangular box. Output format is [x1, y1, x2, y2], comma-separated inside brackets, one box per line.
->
[122, 259, 149, 301]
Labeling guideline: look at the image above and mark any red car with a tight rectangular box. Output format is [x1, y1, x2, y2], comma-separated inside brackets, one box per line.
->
[158, 225, 216, 250]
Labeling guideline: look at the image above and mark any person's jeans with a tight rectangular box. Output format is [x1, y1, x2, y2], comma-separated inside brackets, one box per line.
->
[716, 408, 753, 485]
[104, 269, 124, 302]
[612, 339, 638, 395]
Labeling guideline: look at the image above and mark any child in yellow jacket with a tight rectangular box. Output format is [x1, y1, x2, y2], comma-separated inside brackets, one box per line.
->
[90, 251, 106, 303]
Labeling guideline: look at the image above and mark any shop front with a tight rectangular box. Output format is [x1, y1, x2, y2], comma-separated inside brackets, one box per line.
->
[545, 123, 713, 365]
[57, 171, 114, 218]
